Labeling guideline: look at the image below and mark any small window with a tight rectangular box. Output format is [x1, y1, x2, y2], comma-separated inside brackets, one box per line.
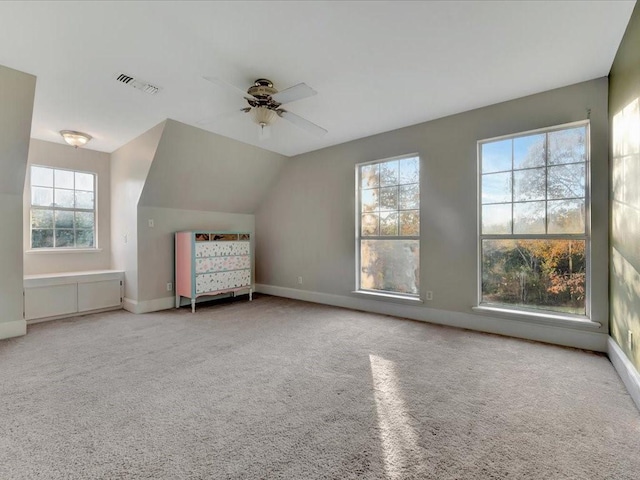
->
[30, 166, 96, 249]
[356, 155, 420, 297]
[478, 122, 589, 316]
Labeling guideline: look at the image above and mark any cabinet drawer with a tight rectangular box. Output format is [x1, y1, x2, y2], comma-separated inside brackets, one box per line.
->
[195, 270, 251, 294]
[195, 241, 250, 258]
[195, 255, 250, 274]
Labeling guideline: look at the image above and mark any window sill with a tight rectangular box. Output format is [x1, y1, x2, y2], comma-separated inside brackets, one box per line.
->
[472, 305, 601, 329]
[26, 248, 103, 254]
[352, 290, 423, 305]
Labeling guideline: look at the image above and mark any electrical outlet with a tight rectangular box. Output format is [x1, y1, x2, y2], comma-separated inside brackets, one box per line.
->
[297, 276, 303, 285]
[123, 233, 128, 244]
[167, 282, 172, 291]
[426, 291, 433, 301]
[148, 219, 154, 228]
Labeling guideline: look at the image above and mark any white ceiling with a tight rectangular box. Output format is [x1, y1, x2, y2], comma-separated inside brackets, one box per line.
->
[0, 1, 635, 157]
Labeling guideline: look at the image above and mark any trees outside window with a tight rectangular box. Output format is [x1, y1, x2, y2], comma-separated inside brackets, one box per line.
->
[30, 166, 96, 249]
[479, 123, 589, 315]
[357, 155, 420, 296]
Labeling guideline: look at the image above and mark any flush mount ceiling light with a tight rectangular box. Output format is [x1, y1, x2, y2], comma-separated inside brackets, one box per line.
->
[60, 130, 92, 148]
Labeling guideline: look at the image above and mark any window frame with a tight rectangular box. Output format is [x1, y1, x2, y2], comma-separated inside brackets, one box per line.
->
[355, 153, 421, 299]
[476, 120, 591, 319]
[29, 165, 98, 251]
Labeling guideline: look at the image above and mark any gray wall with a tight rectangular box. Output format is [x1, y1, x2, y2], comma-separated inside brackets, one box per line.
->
[114, 119, 287, 307]
[256, 78, 609, 329]
[23, 139, 111, 274]
[137, 206, 254, 303]
[0, 65, 36, 339]
[610, 2, 640, 370]
[139, 120, 289, 213]
[110, 121, 166, 302]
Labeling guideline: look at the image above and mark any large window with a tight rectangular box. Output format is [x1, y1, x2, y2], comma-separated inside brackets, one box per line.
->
[357, 155, 420, 297]
[30, 165, 96, 249]
[479, 122, 589, 316]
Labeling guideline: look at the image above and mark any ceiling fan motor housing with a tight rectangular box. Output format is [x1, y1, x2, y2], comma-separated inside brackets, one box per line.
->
[247, 79, 281, 110]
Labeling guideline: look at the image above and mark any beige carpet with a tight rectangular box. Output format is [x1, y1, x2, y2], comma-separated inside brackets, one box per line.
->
[1, 294, 639, 479]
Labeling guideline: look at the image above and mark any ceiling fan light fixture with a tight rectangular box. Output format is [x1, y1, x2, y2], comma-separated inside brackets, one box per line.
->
[250, 106, 277, 127]
[60, 130, 92, 148]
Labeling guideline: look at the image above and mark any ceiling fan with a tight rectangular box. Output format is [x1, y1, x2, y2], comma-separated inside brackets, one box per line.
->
[201, 77, 327, 139]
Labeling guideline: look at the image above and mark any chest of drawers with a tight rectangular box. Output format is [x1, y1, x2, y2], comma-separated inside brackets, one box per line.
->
[175, 231, 252, 312]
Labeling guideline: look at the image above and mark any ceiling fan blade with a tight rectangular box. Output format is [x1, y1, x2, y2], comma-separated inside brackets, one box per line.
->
[271, 83, 317, 105]
[278, 110, 327, 137]
[197, 107, 250, 126]
[203, 76, 256, 100]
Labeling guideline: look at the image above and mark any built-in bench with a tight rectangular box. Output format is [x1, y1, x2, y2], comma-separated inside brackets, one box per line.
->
[24, 270, 124, 323]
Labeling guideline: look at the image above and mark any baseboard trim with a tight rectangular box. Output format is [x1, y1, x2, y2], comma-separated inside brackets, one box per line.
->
[26, 306, 123, 325]
[0, 319, 27, 340]
[255, 284, 607, 352]
[608, 337, 640, 412]
[123, 296, 175, 314]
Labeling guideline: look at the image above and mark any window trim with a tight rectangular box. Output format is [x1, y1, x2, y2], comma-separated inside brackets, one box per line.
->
[29, 165, 98, 250]
[476, 120, 592, 320]
[355, 153, 421, 299]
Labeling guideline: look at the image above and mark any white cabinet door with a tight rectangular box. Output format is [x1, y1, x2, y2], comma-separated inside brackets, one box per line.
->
[24, 284, 77, 320]
[78, 280, 122, 312]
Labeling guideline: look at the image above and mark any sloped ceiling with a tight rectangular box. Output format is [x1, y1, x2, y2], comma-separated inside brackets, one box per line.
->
[0, 1, 635, 156]
[0, 65, 36, 195]
[138, 121, 288, 213]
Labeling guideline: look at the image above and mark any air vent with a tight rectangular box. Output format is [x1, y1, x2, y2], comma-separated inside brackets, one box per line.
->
[116, 73, 134, 84]
[115, 72, 161, 95]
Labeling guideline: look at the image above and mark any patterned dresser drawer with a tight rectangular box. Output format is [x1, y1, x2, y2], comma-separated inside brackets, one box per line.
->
[195, 270, 251, 294]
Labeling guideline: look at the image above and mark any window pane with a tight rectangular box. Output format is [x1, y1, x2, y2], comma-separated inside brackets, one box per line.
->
[361, 213, 379, 236]
[361, 164, 379, 189]
[481, 239, 585, 315]
[31, 229, 53, 248]
[547, 164, 585, 200]
[379, 160, 398, 186]
[513, 202, 545, 234]
[514, 134, 545, 169]
[380, 212, 398, 236]
[548, 127, 586, 165]
[513, 168, 545, 202]
[54, 169, 74, 189]
[482, 140, 512, 173]
[76, 230, 94, 248]
[400, 210, 419, 236]
[361, 189, 378, 212]
[380, 186, 398, 211]
[360, 239, 419, 295]
[31, 209, 53, 229]
[399, 157, 419, 184]
[548, 199, 585, 234]
[32, 187, 53, 207]
[399, 184, 419, 210]
[30, 167, 96, 251]
[31, 166, 53, 187]
[75, 212, 94, 229]
[75, 191, 94, 209]
[75, 172, 94, 192]
[55, 229, 75, 247]
[55, 189, 75, 208]
[55, 210, 74, 229]
[482, 172, 512, 204]
[482, 204, 512, 234]
[358, 156, 420, 297]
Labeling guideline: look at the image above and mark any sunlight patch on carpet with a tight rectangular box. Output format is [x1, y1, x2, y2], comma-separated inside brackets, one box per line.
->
[370, 354, 425, 479]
